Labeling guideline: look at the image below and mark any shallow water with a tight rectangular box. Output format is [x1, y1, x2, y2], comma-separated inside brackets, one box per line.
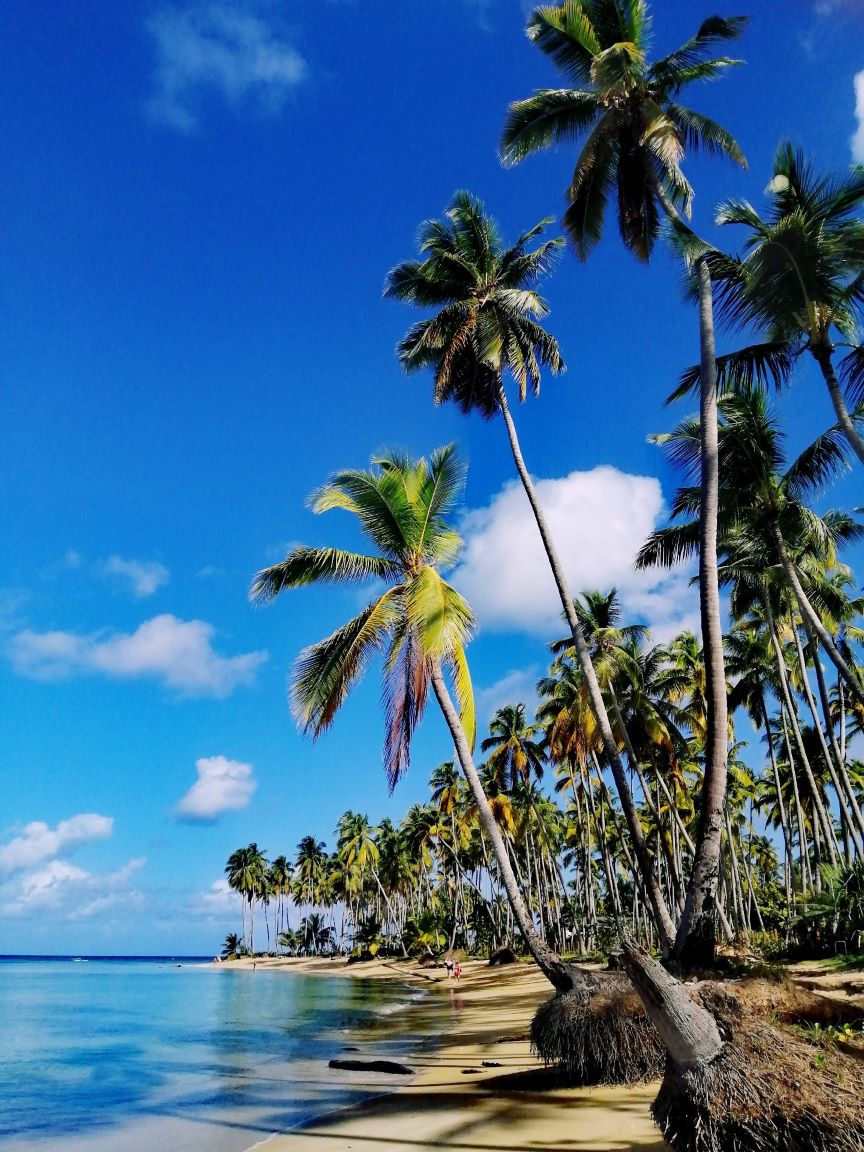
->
[0, 957, 422, 1151]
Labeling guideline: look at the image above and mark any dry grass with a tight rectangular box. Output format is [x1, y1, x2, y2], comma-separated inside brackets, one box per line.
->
[654, 982, 864, 1152]
[530, 974, 665, 1086]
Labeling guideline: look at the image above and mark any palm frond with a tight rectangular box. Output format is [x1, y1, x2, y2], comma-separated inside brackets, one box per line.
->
[501, 88, 599, 166]
[668, 342, 795, 404]
[251, 547, 398, 602]
[525, 4, 601, 85]
[291, 590, 401, 738]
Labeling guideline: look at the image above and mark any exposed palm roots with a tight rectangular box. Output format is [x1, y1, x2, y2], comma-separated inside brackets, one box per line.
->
[654, 986, 864, 1152]
[530, 975, 664, 1085]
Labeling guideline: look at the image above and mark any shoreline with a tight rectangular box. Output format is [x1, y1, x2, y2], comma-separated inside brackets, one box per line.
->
[228, 956, 668, 1152]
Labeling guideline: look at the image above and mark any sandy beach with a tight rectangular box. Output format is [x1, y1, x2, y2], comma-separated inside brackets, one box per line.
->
[227, 956, 668, 1152]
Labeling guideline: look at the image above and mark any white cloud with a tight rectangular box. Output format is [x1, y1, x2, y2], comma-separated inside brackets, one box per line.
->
[175, 755, 257, 822]
[853, 71, 864, 163]
[146, 1, 308, 132]
[0, 814, 113, 876]
[200, 877, 238, 914]
[0, 857, 146, 920]
[9, 614, 267, 698]
[476, 667, 541, 725]
[455, 467, 697, 641]
[105, 555, 170, 599]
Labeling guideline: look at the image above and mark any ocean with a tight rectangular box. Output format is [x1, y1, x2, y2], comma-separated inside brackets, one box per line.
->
[0, 956, 424, 1151]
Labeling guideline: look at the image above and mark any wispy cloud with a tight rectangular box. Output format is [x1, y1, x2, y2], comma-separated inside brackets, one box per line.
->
[455, 467, 697, 641]
[175, 755, 257, 822]
[475, 667, 541, 726]
[105, 555, 170, 599]
[853, 71, 864, 163]
[146, 1, 308, 132]
[9, 614, 267, 698]
[0, 814, 113, 876]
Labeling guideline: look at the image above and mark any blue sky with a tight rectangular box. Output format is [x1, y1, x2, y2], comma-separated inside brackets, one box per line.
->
[1, 0, 863, 954]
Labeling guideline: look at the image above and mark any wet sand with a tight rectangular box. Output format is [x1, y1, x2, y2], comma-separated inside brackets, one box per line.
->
[228, 956, 669, 1152]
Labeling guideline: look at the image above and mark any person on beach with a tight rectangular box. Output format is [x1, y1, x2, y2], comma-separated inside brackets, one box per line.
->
[453, 962, 461, 981]
[444, 959, 454, 978]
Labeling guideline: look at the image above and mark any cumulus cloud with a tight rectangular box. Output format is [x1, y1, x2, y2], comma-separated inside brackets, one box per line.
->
[9, 614, 267, 698]
[175, 755, 257, 822]
[455, 467, 697, 641]
[853, 71, 864, 163]
[105, 555, 170, 598]
[146, 1, 308, 131]
[0, 814, 113, 876]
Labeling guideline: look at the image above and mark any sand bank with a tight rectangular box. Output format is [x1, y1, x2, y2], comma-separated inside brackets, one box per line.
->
[229, 956, 669, 1152]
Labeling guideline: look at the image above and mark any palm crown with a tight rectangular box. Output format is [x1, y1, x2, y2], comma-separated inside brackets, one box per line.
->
[251, 445, 476, 791]
[501, 1, 746, 259]
[384, 190, 565, 418]
[716, 143, 864, 354]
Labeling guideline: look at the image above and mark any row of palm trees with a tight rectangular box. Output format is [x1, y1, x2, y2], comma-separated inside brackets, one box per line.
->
[233, 5, 864, 1136]
[224, 567, 864, 963]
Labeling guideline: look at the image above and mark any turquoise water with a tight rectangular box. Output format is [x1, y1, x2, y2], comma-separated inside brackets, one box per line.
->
[0, 957, 421, 1151]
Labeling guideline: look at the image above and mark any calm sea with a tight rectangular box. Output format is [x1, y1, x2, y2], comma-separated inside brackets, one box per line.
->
[0, 956, 424, 1151]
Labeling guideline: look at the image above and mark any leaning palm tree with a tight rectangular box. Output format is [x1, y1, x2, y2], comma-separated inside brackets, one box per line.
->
[714, 142, 864, 465]
[385, 191, 675, 953]
[251, 445, 587, 994]
[225, 843, 267, 954]
[501, 0, 747, 965]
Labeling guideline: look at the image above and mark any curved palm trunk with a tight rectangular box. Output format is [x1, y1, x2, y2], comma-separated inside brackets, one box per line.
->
[430, 657, 598, 996]
[671, 257, 729, 967]
[799, 620, 864, 848]
[771, 522, 864, 708]
[495, 381, 677, 953]
[791, 622, 859, 859]
[812, 345, 864, 468]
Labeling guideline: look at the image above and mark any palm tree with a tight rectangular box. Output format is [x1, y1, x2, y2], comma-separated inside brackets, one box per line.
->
[501, 0, 747, 965]
[715, 143, 864, 465]
[481, 704, 546, 790]
[386, 190, 675, 953]
[293, 835, 327, 913]
[225, 844, 267, 954]
[251, 446, 588, 993]
[221, 932, 241, 960]
[640, 383, 864, 704]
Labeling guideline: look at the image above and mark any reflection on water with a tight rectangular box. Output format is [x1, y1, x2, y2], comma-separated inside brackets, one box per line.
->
[0, 959, 420, 1151]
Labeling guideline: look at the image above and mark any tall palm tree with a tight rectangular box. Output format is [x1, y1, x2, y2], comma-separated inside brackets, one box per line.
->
[225, 843, 267, 954]
[501, 0, 747, 965]
[386, 190, 675, 952]
[251, 446, 588, 993]
[715, 143, 864, 465]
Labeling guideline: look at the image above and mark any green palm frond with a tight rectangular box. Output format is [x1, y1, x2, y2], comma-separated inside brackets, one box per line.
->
[668, 342, 795, 404]
[501, 89, 599, 167]
[251, 548, 399, 602]
[664, 104, 746, 165]
[526, 4, 601, 84]
[292, 589, 402, 738]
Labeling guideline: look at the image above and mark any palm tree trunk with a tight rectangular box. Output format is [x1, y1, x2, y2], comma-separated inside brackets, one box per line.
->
[646, 170, 729, 967]
[790, 624, 848, 862]
[430, 657, 598, 996]
[760, 693, 794, 907]
[770, 522, 864, 708]
[800, 622, 864, 848]
[671, 255, 729, 967]
[812, 344, 864, 468]
[494, 381, 676, 953]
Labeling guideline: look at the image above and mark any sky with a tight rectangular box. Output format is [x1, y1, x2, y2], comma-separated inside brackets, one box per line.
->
[1, 0, 863, 955]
